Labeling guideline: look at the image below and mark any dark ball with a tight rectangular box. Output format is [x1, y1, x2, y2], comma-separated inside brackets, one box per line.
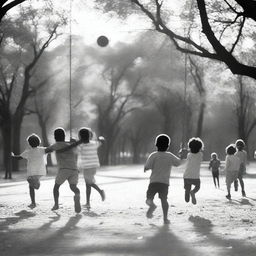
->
[97, 35, 109, 47]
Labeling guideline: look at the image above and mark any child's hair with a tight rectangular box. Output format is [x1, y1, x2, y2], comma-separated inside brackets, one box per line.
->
[27, 133, 41, 148]
[188, 137, 204, 153]
[78, 127, 92, 142]
[226, 144, 236, 155]
[155, 134, 170, 152]
[54, 127, 65, 142]
[235, 139, 245, 149]
[211, 152, 218, 159]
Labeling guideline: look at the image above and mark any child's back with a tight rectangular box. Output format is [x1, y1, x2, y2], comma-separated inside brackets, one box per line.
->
[21, 146, 47, 176]
[78, 140, 100, 169]
[183, 151, 203, 179]
[145, 151, 181, 185]
[50, 141, 78, 171]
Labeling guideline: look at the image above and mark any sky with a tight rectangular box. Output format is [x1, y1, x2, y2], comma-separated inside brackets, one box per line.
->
[53, 0, 182, 47]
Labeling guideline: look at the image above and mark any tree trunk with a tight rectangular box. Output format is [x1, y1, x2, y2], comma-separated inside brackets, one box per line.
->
[1, 122, 12, 179]
[12, 113, 23, 172]
[132, 144, 140, 164]
[38, 116, 53, 166]
[196, 102, 205, 138]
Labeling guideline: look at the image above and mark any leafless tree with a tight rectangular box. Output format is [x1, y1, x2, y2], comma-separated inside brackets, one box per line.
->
[235, 76, 256, 157]
[0, 5, 64, 178]
[93, 64, 142, 165]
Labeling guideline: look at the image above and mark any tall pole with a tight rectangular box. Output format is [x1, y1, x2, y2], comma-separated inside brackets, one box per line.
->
[182, 51, 188, 148]
[69, 0, 72, 139]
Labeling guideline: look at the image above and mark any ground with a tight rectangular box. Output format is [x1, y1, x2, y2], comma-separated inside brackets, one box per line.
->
[0, 163, 256, 256]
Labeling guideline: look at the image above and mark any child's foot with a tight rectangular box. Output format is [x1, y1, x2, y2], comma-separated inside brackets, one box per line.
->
[51, 205, 59, 211]
[190, 191, 197, 205]
[242, 190, 246, 197]
[164, 219, 170, 225]
[146, 204, 157, 219]
[100, 190, 106, 201]
[226, 194, 231, 200]
[74, 194, 81, 213]
[185, 191, 190, 202]
[85, 203, 91, 210]
[28, 203, 36, 209]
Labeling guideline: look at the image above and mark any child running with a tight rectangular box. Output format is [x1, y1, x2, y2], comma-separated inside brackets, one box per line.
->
[234, 139, 247, 197]
[77, 127, 105, 210]
[224, 144, 240, 200]
[209, 152, 221, 188]
[144, 134, 185, 224]
[183, 137, 204, 205]
[47, 128, 84, 213]
[11, 134, 48, 208]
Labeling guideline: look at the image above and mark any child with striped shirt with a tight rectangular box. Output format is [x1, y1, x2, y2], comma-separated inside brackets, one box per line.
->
[78, 127, 105, 209]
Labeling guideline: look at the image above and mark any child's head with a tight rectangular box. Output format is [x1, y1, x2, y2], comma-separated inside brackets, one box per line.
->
[54, 127, 65, 142]
[235, 139, 245, 151]
[78, 127, 92, 143]
[27, 133, 41, 148]
[155, 134, 170, 152]
[211, 152, 217, 159]
[226, 144, 236, 155]
[188, 137, 204, 153]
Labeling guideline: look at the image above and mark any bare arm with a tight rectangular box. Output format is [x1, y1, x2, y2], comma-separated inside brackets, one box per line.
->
[11, 152, 23, 160]
[55, 140, 83, 153]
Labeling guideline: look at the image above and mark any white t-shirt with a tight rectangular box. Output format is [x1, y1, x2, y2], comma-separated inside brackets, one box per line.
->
[21, 147, 47, 176]
[78, 141, 100, 169]
[235, 150, 247, 168]
[225, 155, 240, 172]
[183, 152, 203, 179]
[144, 151, 182, 185]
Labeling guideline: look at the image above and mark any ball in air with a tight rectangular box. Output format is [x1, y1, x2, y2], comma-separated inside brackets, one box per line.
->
[97, 35, 109, 47]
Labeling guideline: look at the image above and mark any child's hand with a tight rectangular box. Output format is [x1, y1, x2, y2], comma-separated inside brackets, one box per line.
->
[11, 152, 15, 157]
[180, 149, 188, 159]
[98, 136, 105, 141]
[70, 138, 76, 143]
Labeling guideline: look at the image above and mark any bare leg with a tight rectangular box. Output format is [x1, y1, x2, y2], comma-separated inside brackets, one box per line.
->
[29, 186, 36, 208]
[213, 176, 216, 187]
[52, 184, 60, 210]
[226, 183, 231, 199]
[86, 183, 92, 206]
[185, 183, 191, 203]
[238, 176, 246, 196]
[190, 181, 200, 205]
[216, 175, 220, 188]
[70, 184, 81, 213]
[161, 198, 169, 224]
[91, 183, 105, 201]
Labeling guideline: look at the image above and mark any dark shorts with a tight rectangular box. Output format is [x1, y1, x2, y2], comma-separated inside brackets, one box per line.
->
[27, 175, 42, 189]
[184, 178, 200, 190]
[146, 182, 169, 200]
[212, 170, 219, 177]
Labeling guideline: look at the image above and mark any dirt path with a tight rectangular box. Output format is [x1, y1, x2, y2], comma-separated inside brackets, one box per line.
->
[0, 164, 256, 256]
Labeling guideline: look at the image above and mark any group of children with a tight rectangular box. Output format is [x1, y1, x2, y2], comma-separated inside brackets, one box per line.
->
[209, 140, 247, 199]
[144, 135, 247, 224]
[12, 127, 105, 213]
[12, 128, 247, 224]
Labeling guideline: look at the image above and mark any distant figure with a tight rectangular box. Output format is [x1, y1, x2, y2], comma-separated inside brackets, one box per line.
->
[234, 139, 247, 197]
[183, 137, 204, 205]
[77, 127, 105, 210]
[11, 134, 49, 208]
[209, 152, 221, 188]
[224, 144, 240, 200]
[47, 128, 84, 213]
[144, 134, 185, 224]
